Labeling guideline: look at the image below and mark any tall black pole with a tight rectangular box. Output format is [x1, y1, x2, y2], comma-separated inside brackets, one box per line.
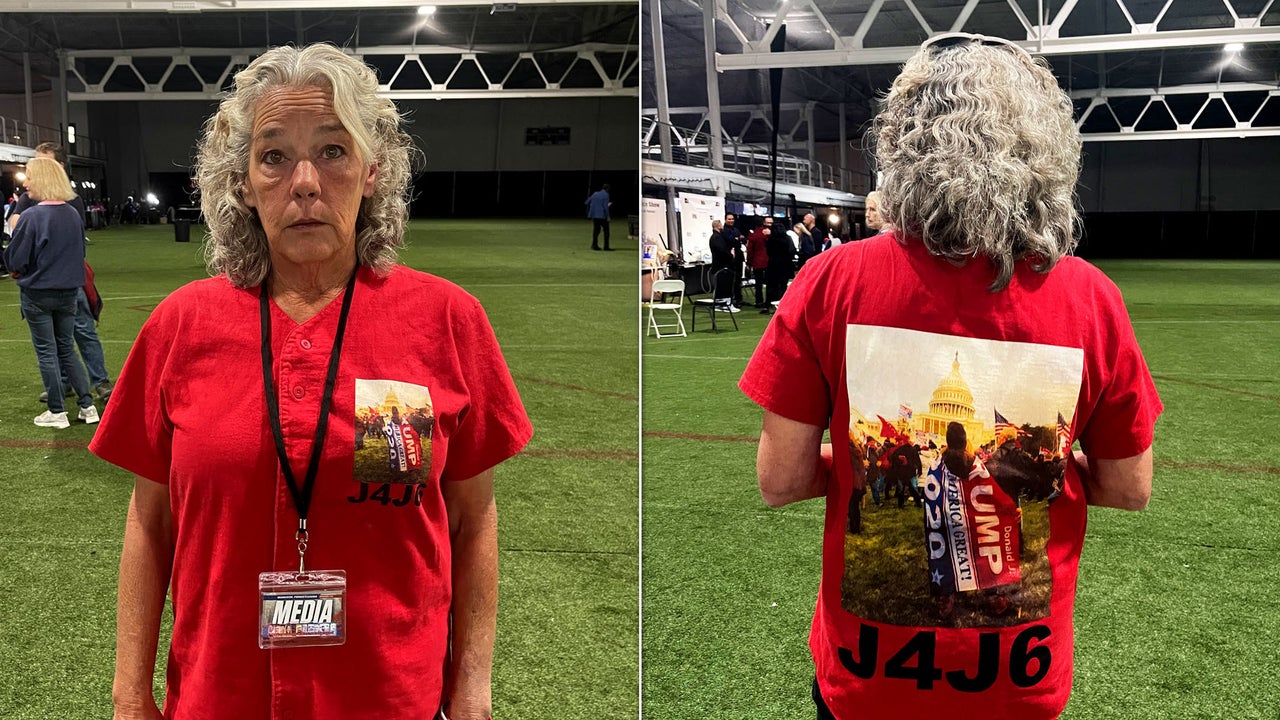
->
[769, 25, 786, 218]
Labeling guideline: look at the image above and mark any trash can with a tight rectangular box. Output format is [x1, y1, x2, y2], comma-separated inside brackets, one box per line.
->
[174, 219, 192, 243]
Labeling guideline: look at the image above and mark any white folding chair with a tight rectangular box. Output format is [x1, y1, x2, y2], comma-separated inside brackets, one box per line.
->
[647, 279, 687, 338]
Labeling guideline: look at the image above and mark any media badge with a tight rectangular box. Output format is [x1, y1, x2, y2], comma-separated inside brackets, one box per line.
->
[258, 569, 348, 649]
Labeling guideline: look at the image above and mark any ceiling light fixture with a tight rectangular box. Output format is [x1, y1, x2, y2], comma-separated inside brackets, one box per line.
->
[417, 5, 436, 15]
[1224, 42, 1244, 53]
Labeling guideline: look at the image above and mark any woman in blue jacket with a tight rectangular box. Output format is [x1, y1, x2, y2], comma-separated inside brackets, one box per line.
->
[4, 156, 97, 428]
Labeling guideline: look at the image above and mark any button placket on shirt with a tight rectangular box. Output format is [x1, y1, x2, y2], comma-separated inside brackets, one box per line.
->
[271, 327, 323, 720]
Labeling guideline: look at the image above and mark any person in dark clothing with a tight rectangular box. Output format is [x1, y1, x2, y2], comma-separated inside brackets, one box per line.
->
[745, 218, 772, 308]
[796, 217, 818, 269]
[721, 213, 745, 307]
[803, 213, 827, 256]
[708, 220, 737, 307]
[585, 184, 612, 251]
[763, 224, 793, 313]
[11, 142, 114, 404]
[4, 157, 97, 428]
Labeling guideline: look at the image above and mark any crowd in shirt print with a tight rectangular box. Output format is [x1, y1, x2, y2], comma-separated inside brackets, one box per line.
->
[842, 326, 1085, 629]
[353, 378, 436, 486]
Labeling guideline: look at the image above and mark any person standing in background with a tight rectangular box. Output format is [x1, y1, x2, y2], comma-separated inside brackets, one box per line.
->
[11, 141, 114, 404]
[4, 157, 98, 428]
[864, 190, 892, 237]
[721, 213, 745, 308]
[745, 217, 772, 308]
[585, 183, 613, 251]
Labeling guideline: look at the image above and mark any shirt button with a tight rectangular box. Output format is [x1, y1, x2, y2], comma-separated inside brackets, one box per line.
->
[300, 339, 312, 350]
[292, 386, 305, 400]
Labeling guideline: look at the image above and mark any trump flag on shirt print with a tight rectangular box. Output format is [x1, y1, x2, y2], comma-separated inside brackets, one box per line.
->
[843, 326, 1083, 628]
[353, 378, 435, 484]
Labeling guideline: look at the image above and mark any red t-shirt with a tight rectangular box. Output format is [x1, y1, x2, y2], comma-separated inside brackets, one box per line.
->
[90, 264, 533, 720]
[739, 233, 1161, 719]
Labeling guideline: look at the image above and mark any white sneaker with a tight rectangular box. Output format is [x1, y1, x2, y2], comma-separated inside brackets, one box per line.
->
[726, 305, 741, 313]
[34, 410, 71, 429]
[78, 406, 100, 424]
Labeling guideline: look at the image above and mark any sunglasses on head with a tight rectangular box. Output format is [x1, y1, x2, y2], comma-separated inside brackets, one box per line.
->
[921, 32, 1032, 57]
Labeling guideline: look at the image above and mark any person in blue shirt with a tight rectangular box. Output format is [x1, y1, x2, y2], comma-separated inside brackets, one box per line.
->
[585, 184, 612, 251]
[4, 156, 98, 428]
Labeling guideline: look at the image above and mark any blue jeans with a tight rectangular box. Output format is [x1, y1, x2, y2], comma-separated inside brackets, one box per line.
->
[21, 287, 92, 414]
[869, 473, 885, 504]
[73, 289, 108, 386]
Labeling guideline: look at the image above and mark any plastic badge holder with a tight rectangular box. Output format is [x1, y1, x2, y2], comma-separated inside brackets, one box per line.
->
[258, 569, 348, 649]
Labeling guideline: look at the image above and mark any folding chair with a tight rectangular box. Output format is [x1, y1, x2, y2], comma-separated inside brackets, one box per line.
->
[647, 279, 687, 338]
[691, 268, 738, 333]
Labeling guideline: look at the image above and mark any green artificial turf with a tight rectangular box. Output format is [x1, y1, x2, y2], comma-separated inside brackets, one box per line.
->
[640, 259, 1280, 719]
[0, 219, 639, 719]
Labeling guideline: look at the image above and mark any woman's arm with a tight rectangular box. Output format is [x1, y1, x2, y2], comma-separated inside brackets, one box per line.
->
[442, 467, 499, 720]
[112, 476, 172, 720]
[1074, 447, 1153, 510]
[757, 410, 829, 507]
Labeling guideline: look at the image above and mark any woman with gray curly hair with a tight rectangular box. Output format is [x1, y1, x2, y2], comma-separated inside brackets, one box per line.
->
[92, 44, 531, 720]
[740, 34, 1161, 719]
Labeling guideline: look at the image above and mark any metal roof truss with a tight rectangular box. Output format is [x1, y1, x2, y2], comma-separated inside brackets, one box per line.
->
[64, 43, 639, 100]
[714, 0, 1280, 68]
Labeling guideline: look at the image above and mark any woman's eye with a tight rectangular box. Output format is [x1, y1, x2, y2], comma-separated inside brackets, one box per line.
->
[261, 150, 284, 165]
[322, 145, 345, 159]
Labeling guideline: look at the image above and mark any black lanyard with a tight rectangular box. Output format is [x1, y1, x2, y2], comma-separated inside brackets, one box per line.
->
[260, 268, 358, 567]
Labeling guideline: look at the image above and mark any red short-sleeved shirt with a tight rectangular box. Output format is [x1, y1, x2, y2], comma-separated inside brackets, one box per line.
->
[739, 234, 1161, 719]
[90, 264, 533, 720]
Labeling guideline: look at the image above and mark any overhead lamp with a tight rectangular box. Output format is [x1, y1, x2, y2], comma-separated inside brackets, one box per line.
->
[417, 5, 436, 15]
[1224, 42, 1244, 53]
[146, 192, 159, 206]
[828, 213, 840, 226]
[16, 171, 25, 182]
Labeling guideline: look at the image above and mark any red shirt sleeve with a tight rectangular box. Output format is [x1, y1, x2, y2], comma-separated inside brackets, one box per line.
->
[738, 262, 832, 427]
[89, 296, 177, 483]
[440, 295, 534, 481]
[1078, 279, 1163, 460]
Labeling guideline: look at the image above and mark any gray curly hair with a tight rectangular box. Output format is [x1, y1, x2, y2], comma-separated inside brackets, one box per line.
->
[872, 37, 1081, 291]
[194, 43, 417, 287]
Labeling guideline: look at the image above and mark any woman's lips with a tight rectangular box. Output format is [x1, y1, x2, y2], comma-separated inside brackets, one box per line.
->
[289, 220, 324, 228]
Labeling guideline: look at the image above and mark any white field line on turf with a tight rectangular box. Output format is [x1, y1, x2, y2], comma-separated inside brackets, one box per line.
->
[0, 283, 634, 308]
[645, 354, 750, 361]
[1131, 319, 1280, 324]
[0, 338, 135, 343]
[0, 292, 170, 308]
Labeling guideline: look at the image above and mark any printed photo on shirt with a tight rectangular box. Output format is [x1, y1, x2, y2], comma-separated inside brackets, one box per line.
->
[843, 326, 1084, 628]
[354, 379, 435, 484]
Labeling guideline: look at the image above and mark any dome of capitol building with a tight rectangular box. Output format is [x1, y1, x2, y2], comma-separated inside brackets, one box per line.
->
[929, 353, 976, 420]
[914, 353, 991, 447]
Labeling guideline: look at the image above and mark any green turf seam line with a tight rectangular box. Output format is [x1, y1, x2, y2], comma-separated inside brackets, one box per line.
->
[512, 374, 638, 401]
[1151, 374, 1280, 402]
[500, 547, 634, 556]
[1081, 535, 1271, 552]
[521, 448, 638, 461]
[643, 430, 756, 443]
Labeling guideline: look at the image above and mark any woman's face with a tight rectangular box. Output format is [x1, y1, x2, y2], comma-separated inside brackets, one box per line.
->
[866, 199, 882, 230]
[241, 85, 378, 270]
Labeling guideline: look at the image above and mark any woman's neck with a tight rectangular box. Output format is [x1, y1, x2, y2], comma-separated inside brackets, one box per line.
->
[269, 257, 357, 323]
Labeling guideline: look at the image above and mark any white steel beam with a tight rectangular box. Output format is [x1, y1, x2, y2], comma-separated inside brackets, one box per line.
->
[0, 0, 632, 11]
[69, 88, 636, 101]
[1068, 82, 1280, 99]
[64, 42, 632, 58]
[65, 43, 636, 99]
[718, 25, 1280, 70]
[1084, 127, 1280, 141]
